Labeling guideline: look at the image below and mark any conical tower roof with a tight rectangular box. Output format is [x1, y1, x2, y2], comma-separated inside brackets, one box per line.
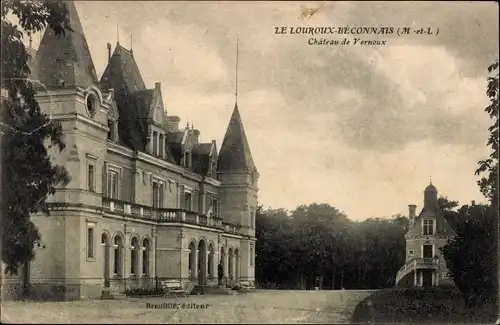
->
[33, 2, 98, 89]
[217, 103, 256, 173]
[100, 44, 146, 94]
[100, 43, 149, 151]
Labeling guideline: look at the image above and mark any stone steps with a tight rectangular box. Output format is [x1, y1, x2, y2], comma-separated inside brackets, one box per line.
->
[112, 293, 128, 300]
[101, 288, 127, 300]
[190, 285, 206, 295]
[237, 286, 256, 293]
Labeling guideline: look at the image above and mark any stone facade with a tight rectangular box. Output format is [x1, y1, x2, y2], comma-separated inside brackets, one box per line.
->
[1, 2, 258, 300]
[396, 182, 456, 288]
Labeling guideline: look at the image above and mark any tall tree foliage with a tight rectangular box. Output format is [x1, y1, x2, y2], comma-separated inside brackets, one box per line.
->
[441, 60, 499, 308]
[476, 60, 499, 204]
[441, 203, 496, 307]
[1, 1, 70, 275]
[255, 203, 408, 289]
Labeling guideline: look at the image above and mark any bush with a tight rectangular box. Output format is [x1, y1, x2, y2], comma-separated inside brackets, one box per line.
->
[351, 287, 496, 324]
[441, 205, 497, 308]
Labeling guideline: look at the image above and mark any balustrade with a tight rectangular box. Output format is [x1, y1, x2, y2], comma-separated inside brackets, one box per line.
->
[185, 212, 198, 224]
[101, 198, 235, 233]
[199, 215, 208, 225]
[395, 257, 439, 285]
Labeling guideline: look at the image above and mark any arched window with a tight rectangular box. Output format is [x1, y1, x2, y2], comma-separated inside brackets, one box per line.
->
[188, 241, 196, 277]
[208, 244, 214, 278]
[113, 235, 123, 276]
[228, 248, 233, 277]
[143, 238, 150, 276]
[130, 237, 139, 275]
[235, 248, 240, 280]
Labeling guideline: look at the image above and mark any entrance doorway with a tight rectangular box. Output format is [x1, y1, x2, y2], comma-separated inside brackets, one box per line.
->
[422, 269, 433, 287]
[423, 245, 433, 258]
[198, 240, 207, 285]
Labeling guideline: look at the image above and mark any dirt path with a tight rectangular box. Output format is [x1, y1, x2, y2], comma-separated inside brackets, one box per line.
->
[1, 290, 375, 324]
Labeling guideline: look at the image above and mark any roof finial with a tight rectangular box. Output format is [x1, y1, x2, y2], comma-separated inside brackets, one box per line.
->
[430, 176, 432, 185]
[117, 24, 120, 44]
[130, 33, 133, 53]
[186, 121, 189, 129]
[235, 34, 239, 104]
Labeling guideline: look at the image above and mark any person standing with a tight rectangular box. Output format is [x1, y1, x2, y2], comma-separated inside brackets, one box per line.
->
[217, 262, 224, 285]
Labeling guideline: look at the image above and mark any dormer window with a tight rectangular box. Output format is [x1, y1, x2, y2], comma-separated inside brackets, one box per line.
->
[107, 120, 115, 141]
[207, 156, 216, 177]
[159, 134, 164, 158]
[152, 131, 158, 156]
[423, 219, 434, 235]
[182, 150, 192, 169]
[207, 162, 212, 177]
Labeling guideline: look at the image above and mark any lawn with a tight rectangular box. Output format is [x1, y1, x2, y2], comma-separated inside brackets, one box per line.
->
[351, 287, 497, 324]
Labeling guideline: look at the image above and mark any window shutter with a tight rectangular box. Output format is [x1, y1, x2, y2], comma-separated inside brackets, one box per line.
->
[206, 194, 211, 215]
[119, 170, 123, 200]
[199, 191, 204, 214]
[152, 182, 157, 207]
[107, 171, 111, 198]
[175, 182, 179, 207]
[193, 190, 199, 212]
[112, 172, 118, 199]
[160, 183, 164, 208]
[179, 185, 185, 210]
[103, 164, 107, 195]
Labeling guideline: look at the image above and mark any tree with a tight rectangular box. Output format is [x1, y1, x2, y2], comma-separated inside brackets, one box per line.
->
[438, 196, 462, 231]
[255, 203, 407, 290]
[476, 60, 499, 204]
[474, 59, 499, 317]
[438, 196, 459, 212]
[441, 204, 496, 307]
[1, 0, 70, 285]
[441, 60, 499, 309]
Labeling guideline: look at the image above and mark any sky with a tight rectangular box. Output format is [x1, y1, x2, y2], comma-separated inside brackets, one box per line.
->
[27, 1, 499, 220]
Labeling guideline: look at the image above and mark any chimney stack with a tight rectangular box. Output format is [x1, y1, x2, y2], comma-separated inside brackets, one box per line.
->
[107, 43, 112, 62]
[166, 116, 181, 132]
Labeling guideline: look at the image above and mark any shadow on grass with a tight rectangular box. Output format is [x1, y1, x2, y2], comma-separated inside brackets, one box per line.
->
[351, 287, 496, 324]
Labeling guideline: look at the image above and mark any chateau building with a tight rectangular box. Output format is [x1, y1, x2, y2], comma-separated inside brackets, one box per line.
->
[395, 182, 455, 288]
[2, 2, 258, 300]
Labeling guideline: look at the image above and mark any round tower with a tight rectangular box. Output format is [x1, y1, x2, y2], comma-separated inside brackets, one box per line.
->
[424, 182, 438, 209]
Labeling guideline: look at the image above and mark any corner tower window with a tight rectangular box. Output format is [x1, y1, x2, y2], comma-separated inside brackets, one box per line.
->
[86, 93, 98, 116]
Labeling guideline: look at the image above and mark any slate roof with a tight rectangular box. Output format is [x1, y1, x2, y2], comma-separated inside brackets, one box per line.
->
[33, 2, 98, 89]
[406, 184, 456, 237]
[31, 2, 255, 177]
[100, 45, 146, 93]
[100, 44, 149, 151]
[193, 143, 213, 155]
[166, 131, 185, 144]
[217, 103, 256, 173]
[192, 153, 210, 175]
[192, 143, 214, 175]
[131, 89, 154, 119]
